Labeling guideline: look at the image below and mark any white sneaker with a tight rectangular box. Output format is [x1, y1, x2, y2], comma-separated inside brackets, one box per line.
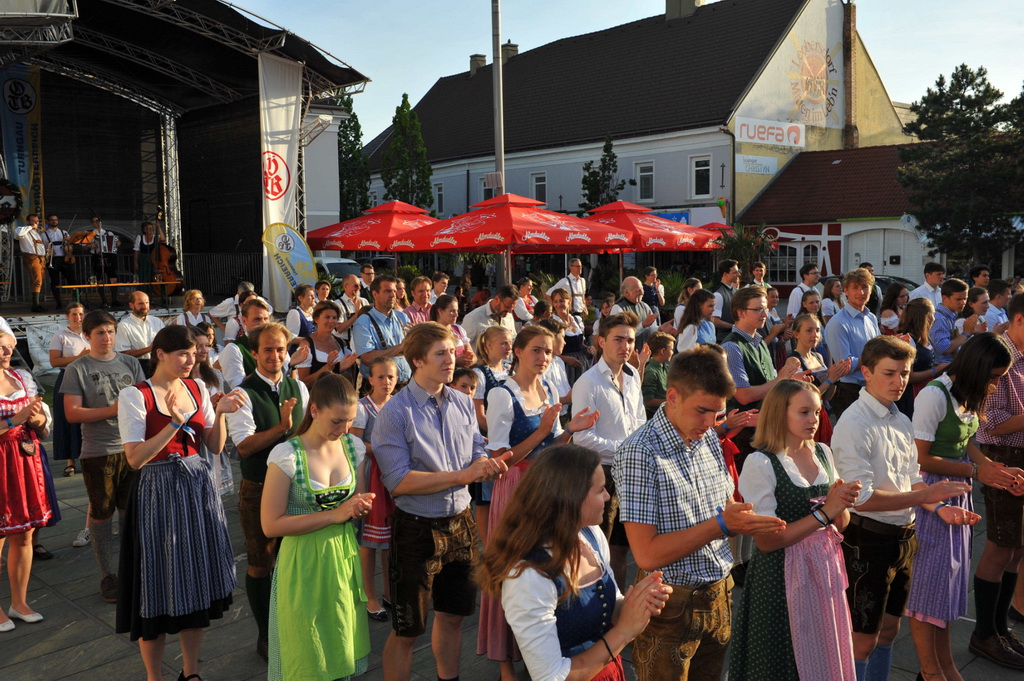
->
[72, 528, 90, 547]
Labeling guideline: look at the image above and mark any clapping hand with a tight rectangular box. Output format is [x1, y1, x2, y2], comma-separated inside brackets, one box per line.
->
[616, 571, 673, 639]
[722, 498, 787, 536]
[937, 504, 981, 527]
[567, 407, 599, 434]
[338, 492, 375, 523]
[338, 352, 359, 371]
[821, 478, 862, 519]
[215, 388, 247, 415]
[720, 408, 758, 432]
[827, 358, 852, 383]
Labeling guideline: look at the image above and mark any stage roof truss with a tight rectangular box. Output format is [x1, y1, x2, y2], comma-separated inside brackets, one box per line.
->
[73, 25, 243, 104]
[29, 52, 182, 115]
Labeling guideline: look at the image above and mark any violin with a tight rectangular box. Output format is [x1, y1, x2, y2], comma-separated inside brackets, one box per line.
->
[150, 208, 184, 297]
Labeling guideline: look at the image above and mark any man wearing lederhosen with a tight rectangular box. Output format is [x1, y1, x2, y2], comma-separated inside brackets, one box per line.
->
[14, 213, 47, 312]
[88, 216, 121, 307]
[42, 214, 76, 310]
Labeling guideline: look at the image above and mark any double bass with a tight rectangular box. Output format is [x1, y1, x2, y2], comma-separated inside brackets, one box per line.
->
[150, 208, 183, 297]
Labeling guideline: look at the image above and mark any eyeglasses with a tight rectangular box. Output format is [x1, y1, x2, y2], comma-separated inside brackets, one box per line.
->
[742, 307, 769, 315]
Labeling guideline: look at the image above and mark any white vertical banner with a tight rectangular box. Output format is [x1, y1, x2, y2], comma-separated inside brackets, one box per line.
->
[258, 53, 302, 311]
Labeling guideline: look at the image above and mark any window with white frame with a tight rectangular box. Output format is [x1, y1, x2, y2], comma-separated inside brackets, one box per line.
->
[767, 242, 819, 285]
[434, 183, 444, 214]
[481, 179, 495, 201]
[691, 156, 712, 198]
[636, 163, 654, 201]
[531, 173, 547, 203]
[369, 190, 378, 206]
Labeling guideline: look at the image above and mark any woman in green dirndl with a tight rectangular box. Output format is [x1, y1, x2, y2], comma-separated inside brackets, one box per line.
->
[261, 373, 376, 680]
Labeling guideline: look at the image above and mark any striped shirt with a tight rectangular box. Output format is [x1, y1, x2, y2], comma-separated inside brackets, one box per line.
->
[613, 407, 733, 586]
[977, 332, 1024, 449]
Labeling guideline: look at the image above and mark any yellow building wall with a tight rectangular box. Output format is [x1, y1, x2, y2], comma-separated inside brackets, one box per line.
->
[854, 35, 915, 147]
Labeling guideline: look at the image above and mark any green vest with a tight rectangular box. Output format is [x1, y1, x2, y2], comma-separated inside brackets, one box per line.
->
[238, 373, 305, 483]
[927, 380, 979, 460]
[235, 334, 257, 378]
[723, 329, 775, 411]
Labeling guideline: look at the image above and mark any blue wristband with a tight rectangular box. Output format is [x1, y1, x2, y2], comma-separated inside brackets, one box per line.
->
[4, 418, 13, 430]
[822, 378, 833, 388]
[170, 421, 183, 430]
[715, 506, 733, 537]
[935, 501, 949, 514]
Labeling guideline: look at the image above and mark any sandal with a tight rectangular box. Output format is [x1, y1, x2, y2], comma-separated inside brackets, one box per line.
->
[367, 607, 389, 622]
[33, 544, 54, 561]
[63, 465, 75, 477]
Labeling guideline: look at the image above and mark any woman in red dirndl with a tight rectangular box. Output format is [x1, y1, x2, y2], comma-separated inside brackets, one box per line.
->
[0, 331, 52, 631]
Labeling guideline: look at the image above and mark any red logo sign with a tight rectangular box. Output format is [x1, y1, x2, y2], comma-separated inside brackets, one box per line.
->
[263, 151, 290, 201]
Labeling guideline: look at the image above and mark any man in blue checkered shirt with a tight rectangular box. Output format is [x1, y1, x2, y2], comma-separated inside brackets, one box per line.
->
[613, 346, 786, 680]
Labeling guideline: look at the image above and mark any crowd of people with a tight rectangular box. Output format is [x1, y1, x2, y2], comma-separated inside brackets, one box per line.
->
[2, 255, 1024, 681]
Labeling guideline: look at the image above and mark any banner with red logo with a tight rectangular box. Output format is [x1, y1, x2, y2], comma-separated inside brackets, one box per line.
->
[258, 53, 302, 310]
[0, 65, 44, 221]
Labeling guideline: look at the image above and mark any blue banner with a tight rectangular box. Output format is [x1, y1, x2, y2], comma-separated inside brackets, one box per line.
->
[0, 65, 44, 218]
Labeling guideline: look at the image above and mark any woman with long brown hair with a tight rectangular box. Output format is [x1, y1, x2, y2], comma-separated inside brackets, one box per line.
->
[261, 373, 375, 681]
[478, 444, 671, 681]
[117, 325, 246, 681]
[896, 298, 950, 416]
[477, 326, 598, 680]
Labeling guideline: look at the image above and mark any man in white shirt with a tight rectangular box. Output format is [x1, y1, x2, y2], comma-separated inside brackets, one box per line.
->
[546, 258, 587, 315]
[572, 312, 647, 586]
[610, 276, 660, 349]
[461, 284, 518, 346]
[908, 262, 946, 308]
[114, 291, 164, 375]
[218, 297, 271, 389]
[428, 271, 449, 304]
[14, 213, 47, 312]
[210, 281, 275, 321]
[42, 214, 76, 310]
[832, 336, 972, 680]
[225, 321, 309, 660]
[984, 279, 1012, 333]
[786, 262, 821, 318]
[334, 274, 367, 350]
[87, 216, 122, 308]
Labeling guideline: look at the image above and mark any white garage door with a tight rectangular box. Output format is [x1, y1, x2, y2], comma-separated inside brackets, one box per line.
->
[846, 228, 928, 281]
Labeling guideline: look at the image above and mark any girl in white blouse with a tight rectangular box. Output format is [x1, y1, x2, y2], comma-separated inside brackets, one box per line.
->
[478, 445, 671, 681]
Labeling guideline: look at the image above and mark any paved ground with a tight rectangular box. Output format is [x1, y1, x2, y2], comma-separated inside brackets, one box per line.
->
[2, 451, 1023, 680]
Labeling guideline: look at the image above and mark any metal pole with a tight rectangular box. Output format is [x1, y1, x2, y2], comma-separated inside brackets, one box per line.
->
[492, 0, 510, 282]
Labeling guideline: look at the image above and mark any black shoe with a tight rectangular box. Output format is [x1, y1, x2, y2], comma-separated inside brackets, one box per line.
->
[32, 544, 54, 561]
[256, 636, 268, 661]
[177, 672, 202, 681]
[1010, 605, 1024, 623]
[367, 607, 389, 622]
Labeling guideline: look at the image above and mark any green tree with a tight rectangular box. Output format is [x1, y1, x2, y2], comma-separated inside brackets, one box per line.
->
[898, 65, 1024, 264]
[380, 93, 433, 209]
[578, 134, 635, 213]
[337, 96, 371, 221]
[714, 223, 777, 281]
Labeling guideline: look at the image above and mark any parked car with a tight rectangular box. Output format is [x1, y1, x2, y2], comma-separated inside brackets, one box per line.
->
[315, 257, 361, 281]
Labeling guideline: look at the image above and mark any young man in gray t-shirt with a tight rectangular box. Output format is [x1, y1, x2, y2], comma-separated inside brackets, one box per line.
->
[61, 309, 144, 603]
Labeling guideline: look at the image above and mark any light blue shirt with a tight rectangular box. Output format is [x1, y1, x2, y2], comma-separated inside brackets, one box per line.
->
[930, 304, 959, 364]
[984, 305, 1008, 330]
[352, 307, 411, 380]
[824, 304, 880, 385]
[371, 379, 487, 517]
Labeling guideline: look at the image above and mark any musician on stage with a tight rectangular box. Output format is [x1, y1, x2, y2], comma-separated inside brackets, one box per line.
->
[14, 213, 47, 312]
[43, 214, 76, 311]
[88, 216, 121, 308]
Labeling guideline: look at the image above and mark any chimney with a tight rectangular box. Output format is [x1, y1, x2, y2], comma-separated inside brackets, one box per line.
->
[843, 2, 859, 149]
[469, 54, 486, 77]
[500, 40, 519, 65]
[666, 0, 706, 20]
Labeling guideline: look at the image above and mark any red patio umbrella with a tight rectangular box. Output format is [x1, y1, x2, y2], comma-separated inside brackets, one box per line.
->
[584, 202, 721, 251]
[388, 194, 625, 254]
[305, 202, 438, 251]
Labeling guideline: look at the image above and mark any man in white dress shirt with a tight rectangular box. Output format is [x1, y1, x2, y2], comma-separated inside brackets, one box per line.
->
[786, 262, 821, 318]
[428, 271, 449, 304]
[983, 279, 1011, 333]
[14, 213, 47, 312]
[42, 214, 76, 310]
[832, 335, 972, 680]
[461, 284, 518, 346]
[334, 274, 367, 350]
[546, 258, 587, 315]
[572, 312, 646, 585]
[908, 262, 946, 308]
[210, 281, 275, 321]
[114, 291, 164, 375]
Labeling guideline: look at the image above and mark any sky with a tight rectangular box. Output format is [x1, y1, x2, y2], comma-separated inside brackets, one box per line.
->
[237, 0, 1023, 140]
